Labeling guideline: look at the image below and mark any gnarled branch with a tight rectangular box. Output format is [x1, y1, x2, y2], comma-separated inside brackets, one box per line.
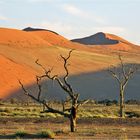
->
[18, 80, 69, 118]
[60, 49, 74, 93]
[35, 49, 75, 98]
[76, 99, 89, 108]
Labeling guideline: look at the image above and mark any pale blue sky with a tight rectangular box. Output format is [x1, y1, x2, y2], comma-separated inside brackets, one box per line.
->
[0, 0, 140, 44]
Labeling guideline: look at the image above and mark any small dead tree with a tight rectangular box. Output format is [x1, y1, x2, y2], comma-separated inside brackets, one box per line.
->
[19, 50, 88, 132]
[108, 54, 137, 118]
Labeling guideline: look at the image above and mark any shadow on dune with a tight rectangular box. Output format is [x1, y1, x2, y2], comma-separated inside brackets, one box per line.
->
[7, 66, 140, 101]
[71, 32, 119, 45]
[23, 27, 59, 35]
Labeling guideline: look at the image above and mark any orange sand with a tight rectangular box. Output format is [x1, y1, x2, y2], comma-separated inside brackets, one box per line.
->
[0, 27, 140, 98]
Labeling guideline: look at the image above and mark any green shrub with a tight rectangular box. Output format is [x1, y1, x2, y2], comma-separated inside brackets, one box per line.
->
[37, 129, 55, 138]
[14, 130, 27, 138]
[12, 111, 22, 116]
[125, 111, 140, 118]
[0, 112, 8, 116]
[0, 108, 11, 113]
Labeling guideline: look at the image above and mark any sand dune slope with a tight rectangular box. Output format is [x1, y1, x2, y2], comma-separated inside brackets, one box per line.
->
[72, 32, 139, 51]
[0, 27, 140, 99]
[0, 54, 36, 98]
[0, 28, 51, 47]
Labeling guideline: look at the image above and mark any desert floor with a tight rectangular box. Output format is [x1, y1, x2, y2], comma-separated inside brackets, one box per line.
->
[0, 103, 140, 139]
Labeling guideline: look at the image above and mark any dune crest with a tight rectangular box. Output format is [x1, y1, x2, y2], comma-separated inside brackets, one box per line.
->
[0, 28, 51, 48]
[71, 32, 139, 51]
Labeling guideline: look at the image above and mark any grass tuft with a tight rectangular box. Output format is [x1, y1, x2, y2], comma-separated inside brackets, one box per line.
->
[14, 130, 27, 138]
[37, 129, 55, 138]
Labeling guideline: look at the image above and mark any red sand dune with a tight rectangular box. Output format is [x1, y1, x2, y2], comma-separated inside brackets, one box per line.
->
[0, 54, 36, 98]
[0, 27, 140, 99]
[105, 33, 137, 51]
[105, 33, 134, 45]
[23, 27, 91, 50]
[0, 28, 51, 47]
[28, 30, 71, 47]
[71, 32, 139, 51]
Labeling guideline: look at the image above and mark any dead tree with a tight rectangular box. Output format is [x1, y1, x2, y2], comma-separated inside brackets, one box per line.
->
[19, 50, 89, 132]
[108, 54, 137, 118]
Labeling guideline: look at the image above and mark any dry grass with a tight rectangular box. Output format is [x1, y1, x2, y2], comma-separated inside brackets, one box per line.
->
[0, 102, 140, 139]
[0, 102, 140, 118]
[0, 117, 139, 139]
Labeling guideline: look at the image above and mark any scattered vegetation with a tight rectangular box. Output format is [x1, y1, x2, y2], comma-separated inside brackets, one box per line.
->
[0, 102, 139, 139]
[97, 99, 118, 106]
[0, 101, 140, 118]
[126, 99, 140, 105]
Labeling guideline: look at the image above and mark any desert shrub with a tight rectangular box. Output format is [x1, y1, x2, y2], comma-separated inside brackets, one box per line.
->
[0, 108, 11, 113]
[12, 111, 22, 116]
[0, 108, 6, 112]
[125, 111, 140, 118]
[32, 108, 38, 112]
[13, 107, 25, 112]
[125, 100, 140, 105]
[14, 130, 27, 138]
[98, 99, 118, 106]
[0, 112, 8, 116]
[26, 108, 32, 112]
[37, 129, 55, 138]
[10, 98, 17, 104]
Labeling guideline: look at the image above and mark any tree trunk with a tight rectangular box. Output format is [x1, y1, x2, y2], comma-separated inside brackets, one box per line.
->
[70, 106, 77, 132]
[120, 87, 125, 118]
[70, 116, 76, 132]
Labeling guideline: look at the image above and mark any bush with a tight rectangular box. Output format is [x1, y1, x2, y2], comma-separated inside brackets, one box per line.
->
[98, 99, 118, 106]
[37, 129, 55, 138]
[14, 130, 27, 138]
[10, 98, 17, 104]
[125, 111, 140, 118]
[0, 108, 11, 113]
[125, 100, 140, 105]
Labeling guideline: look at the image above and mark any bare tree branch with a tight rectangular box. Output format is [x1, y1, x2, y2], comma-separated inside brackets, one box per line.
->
[77, 99, 89, 108]
[18, 80, 69, 118]
[60, 49, 75, 93]
[19, 80, 41, 103]
[108, 68, 121, 84]
[118, 54, 127, 81]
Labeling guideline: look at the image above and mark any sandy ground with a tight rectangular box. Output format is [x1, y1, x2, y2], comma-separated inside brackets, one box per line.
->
[0, 117, 140, 139]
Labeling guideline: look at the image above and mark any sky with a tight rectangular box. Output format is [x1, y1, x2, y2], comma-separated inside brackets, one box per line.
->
[0, 0, 140, 44]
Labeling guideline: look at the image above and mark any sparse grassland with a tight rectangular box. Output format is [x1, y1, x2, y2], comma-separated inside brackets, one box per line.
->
[0, 102, 140, 118]
[0, 102, 140, 139]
